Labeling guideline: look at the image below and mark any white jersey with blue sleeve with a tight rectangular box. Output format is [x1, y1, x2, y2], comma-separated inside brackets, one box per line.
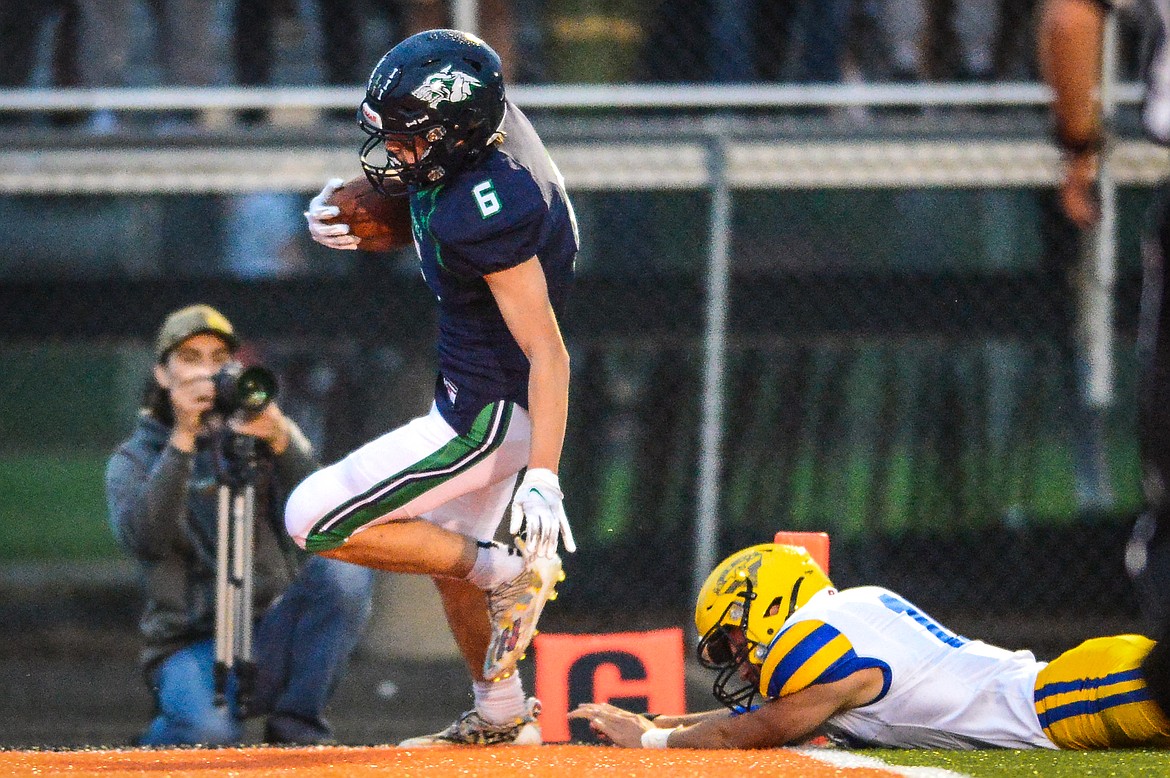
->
[759, 586, 1055, 750]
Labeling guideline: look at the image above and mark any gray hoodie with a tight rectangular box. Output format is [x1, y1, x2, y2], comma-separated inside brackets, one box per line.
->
[105, 411, 318, 671]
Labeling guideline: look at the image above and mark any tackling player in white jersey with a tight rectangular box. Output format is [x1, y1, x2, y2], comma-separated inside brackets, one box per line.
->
[572, 544, 1170, 750]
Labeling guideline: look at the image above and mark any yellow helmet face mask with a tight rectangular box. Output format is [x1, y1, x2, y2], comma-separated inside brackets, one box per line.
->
[694, 543, 833, 711]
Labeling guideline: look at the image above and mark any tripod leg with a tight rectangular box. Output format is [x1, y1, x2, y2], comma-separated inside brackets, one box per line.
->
[213, 484, 234, 707]
[234, 485, 258, 713]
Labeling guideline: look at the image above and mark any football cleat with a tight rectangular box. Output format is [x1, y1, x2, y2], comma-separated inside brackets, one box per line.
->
[398, 697, 542, 747]
[483, 552, 563, 682]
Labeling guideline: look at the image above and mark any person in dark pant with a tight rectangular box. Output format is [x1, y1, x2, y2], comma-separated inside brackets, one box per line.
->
[1038, 0, 1170, 718]
[0, 1, 79, 89]
[232, 0, 389, 89]
[106, 304, 374, 745]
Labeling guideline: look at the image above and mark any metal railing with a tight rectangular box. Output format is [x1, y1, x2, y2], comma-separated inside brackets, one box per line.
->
[0, 80, 1149, 113]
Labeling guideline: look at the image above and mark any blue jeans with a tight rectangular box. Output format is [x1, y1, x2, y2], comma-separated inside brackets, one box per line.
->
[137, 556, 374, 746]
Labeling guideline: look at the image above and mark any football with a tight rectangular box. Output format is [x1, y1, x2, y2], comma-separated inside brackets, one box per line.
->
[323, 175, 413, 252]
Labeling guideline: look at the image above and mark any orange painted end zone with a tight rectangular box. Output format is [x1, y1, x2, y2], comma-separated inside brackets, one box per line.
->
[3, 744, 903, 778]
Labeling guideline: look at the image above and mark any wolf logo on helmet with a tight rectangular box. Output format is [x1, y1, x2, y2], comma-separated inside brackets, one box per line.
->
[412, 66, 484, 108]
[695, 544, 835, 711]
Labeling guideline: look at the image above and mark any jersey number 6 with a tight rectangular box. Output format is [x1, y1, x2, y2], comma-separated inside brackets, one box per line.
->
[473, 180, 501, 218]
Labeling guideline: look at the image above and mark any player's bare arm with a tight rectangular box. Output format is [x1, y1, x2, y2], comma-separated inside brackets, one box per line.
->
[484, 255, 569, 473]
[571, 667, 883, 749]
[643, 709, 734, 729]
[1038, 0, 1108, 228]
[1039, 0, 1106, 145]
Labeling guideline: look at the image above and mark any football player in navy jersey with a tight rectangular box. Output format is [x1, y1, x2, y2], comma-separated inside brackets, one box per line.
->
[290, 29, 578, 746]
[572, 544, 1170, 750]
[1039, 0, 1170, 719]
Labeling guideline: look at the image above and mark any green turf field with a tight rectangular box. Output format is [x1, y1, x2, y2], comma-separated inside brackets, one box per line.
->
[874, 747, 1170, 776]
[0, 451, 118, 560]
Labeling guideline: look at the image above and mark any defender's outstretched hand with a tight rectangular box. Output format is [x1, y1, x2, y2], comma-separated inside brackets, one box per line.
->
[305, 178, 361, 250]
[509, 468, 576, 559]
[569, 702, 654, 748]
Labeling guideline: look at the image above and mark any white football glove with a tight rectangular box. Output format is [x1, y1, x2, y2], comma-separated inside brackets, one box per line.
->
[509, 468, 576, 559]
[304, 177, 360, 250]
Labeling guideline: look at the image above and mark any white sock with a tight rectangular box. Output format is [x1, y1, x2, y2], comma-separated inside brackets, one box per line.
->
[465, 541, 525, 590]
[474, 672, 527, 725]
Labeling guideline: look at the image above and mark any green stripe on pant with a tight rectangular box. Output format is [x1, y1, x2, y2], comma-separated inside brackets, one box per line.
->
[305, 402, 513, 552]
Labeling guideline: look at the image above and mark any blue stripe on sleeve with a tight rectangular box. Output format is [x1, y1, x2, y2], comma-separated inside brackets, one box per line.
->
[763, 620, 894, 703]
[766, 623, 847, 697]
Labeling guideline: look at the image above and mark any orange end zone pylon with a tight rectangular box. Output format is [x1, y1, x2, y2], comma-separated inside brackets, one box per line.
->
[774, 531, 830, 573]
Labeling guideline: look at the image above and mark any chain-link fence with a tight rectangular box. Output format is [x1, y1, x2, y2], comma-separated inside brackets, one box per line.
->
[2, 2, 1166, 666]
[2, 133, 1159, 657]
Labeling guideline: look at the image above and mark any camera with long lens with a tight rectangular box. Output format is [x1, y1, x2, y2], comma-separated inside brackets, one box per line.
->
[212, 362, 278, 417]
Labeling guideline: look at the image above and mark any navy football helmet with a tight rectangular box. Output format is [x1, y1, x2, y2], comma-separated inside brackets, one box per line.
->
[358, 30, 507, 192]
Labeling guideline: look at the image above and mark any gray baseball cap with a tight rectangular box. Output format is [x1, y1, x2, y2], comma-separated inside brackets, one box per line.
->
[155, 304, 239, 362]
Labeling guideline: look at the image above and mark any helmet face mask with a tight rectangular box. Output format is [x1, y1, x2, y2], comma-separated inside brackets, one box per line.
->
[359, 129, 442, 193]
[696, 583, 763, 712]
[358, 30, 507, 192]
[698, 596, 751, 668]
[694, 544, 834, 712]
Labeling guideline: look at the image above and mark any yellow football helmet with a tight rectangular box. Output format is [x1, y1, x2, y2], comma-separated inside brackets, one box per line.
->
[695, 543, 833, 710]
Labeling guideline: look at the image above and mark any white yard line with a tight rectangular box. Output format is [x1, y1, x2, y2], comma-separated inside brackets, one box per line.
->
[793, 747, 972, 777]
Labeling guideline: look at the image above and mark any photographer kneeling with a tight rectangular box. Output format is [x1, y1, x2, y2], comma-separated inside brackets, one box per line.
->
[106, 304, 374, 746]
